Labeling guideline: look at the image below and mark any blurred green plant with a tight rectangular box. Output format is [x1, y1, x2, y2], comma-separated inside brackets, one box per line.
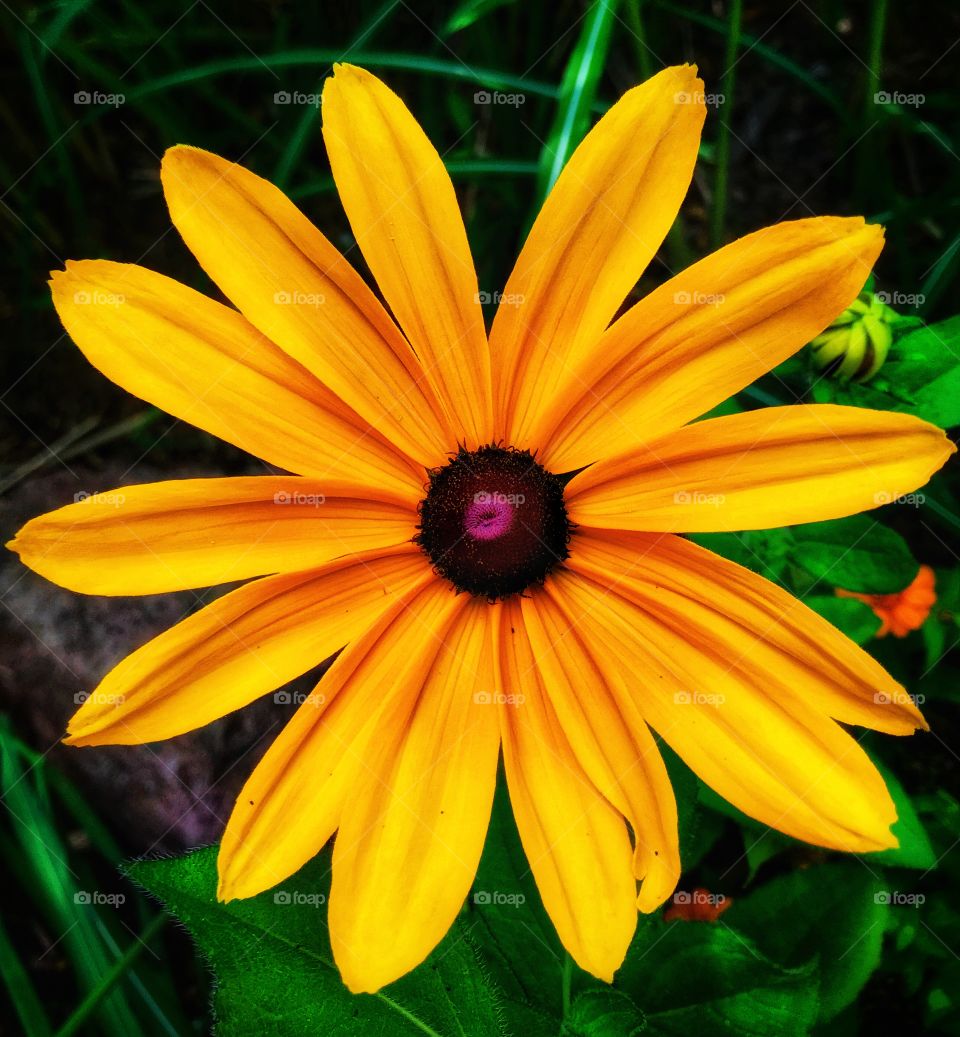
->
[0, 718, 191, 1037]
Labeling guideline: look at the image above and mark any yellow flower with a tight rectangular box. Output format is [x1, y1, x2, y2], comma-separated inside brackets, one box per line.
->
[8, 64, 954, 993]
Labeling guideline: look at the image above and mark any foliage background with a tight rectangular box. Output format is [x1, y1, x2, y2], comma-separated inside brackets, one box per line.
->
[1, 0, 960, 1034]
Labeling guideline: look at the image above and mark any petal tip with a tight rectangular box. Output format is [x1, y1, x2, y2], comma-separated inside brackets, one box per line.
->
[216, 853, 236, 903]
[326, 62, 370, 92]
[62, 727, 101, 747]
[162, 142, 199, 162]
[160, 144, 218, 181]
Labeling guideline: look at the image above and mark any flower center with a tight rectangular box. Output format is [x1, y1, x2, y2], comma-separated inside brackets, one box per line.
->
[415, 445, 572, 600]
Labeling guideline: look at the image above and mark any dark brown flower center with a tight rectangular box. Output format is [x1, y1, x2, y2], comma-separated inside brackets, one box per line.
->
[415, 445, 572, 600]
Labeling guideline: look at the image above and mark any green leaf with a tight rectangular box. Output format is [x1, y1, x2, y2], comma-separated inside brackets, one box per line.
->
[687, 529, 794, 584]
[128, 846, 504, 1037]
[790, 515, 917, 594]
[866, 757, 936, 869]
[617, 920, 818, 1036]
[467, 775, 563, 1035]
[535, 0, 619, 200]
[726, 861, 888, 1021]
[563, 989, 646, 1036]
[743, 829, 794, 884]
[922, 607, 948, 671]
[804, 594, 882, 643]
[659, 743, 709, 869]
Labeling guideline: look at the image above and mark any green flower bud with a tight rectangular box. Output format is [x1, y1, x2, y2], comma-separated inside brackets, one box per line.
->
[809, 290, 896, 383]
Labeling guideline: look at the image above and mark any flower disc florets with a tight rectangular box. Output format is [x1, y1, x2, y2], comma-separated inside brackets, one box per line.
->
[415, 445, 572, 599]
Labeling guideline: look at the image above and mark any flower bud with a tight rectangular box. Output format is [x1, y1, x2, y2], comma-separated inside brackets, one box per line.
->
[809, 290, 896, 383]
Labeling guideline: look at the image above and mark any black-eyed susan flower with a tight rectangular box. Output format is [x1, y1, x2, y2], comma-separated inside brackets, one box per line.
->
[9, 64, 954, 993]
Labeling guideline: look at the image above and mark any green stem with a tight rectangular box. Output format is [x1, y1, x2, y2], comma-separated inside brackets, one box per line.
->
[561, 952, 573, 1017]
[652, 0, 851, 127]
[858, 0, 889, 203]
[115, 51, 579, 110]
[865, 0, 888, 115]
[624, 0, 655, 82]
[273, 0, 399, 187]
[0, 912, 53, 1037]
[710, 0, 742, 249]
[53, 914, 168, 1037]
[290, 158, 540, 200]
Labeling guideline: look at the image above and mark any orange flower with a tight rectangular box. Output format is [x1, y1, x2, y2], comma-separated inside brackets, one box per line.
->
[837, 565, 937, 637]
[7, 65, 954, 993]
[663, 888, 732, 923]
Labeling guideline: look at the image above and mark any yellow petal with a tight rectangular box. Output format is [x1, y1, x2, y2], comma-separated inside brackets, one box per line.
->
[536, 217, 884, 472]
[330, 597, 500, 993]
[322, 65, 492, 447]
[491, 65, 705, 443]
[519, 588, 680, 912]
[49, 261, 424, 501]
[560, 536, 900, 852]
[218, 575, 457, 903]
[160, 145, 451, 467]
[570, 528, 926, 735]
[9, 477, 417, 594]
[496, 598, 636, 980]
[568, 404, 955, 532]
[65, 545, 429, 745]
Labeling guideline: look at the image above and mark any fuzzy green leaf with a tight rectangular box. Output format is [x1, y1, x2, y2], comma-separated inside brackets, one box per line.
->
[726, 861, 888, 1021]
[128, 847, 503, 1037]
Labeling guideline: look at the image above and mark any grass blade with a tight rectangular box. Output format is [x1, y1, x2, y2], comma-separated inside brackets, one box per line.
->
[535, 0, 619, 201]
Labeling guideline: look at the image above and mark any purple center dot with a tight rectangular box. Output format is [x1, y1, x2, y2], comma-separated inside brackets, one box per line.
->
[464, 494, 514, 541]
